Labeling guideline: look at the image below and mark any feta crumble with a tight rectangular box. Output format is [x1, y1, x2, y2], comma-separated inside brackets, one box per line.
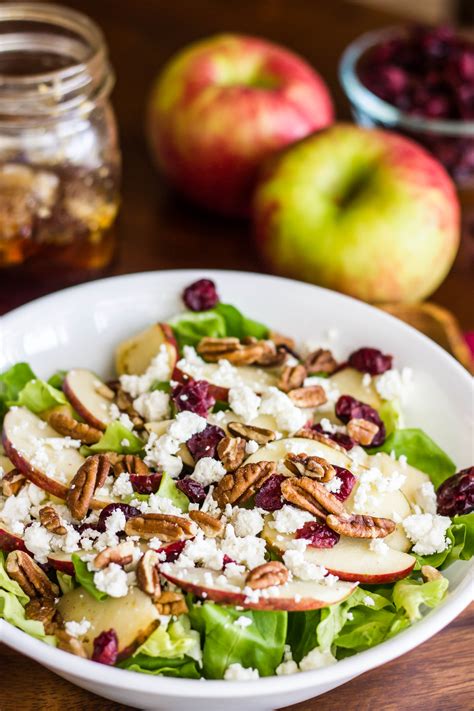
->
[403, 513, 451, 555]
[133, 390, 170, 422]
[270, 505, 314, 534]
[119, 345, 172, 397]
[374, 367, 413, 402]
[369, 538, 389, 556]
[224, 663, 259, 680]
[416, 481, 438, 515]
[299, 647, 337, 671]
[283, 549, 328, 582]
[94, 563, 129, 597]
[232, 508, 264, 537]
[191, 457, 226, 486]
[234, 615, 252, 629]
[228, 385, 261, 422]
[65, 618, 91, 638]
[259, 387, 307, 433]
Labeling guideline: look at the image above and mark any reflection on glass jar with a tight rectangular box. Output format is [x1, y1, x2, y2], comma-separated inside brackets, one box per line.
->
[0, 2, 120, 280]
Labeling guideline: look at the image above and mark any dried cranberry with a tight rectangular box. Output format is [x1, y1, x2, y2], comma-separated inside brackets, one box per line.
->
[129, 473, 162, 495]
[436, 467, 474, 517]
[222, 554, 236, 568]
[183, 279, 219, 311]
[96, 503, 140, 532]
[254, 474, 285, 511]
[332, 466, 357, 502]
[335, 395, 386, 447]
[155, 540, 187, 562]
[176, 476, 206, 503]
[187, 424, 225, 461]
[296, 521, 340, 548]
[348, 347, 393, 375]
[172, 379, 215, 417]
[91, 629, 118, 665]
[311, 423, 355, 451]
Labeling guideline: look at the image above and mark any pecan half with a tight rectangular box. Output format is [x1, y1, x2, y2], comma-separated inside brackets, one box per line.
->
[189, 510, 224, 537]
[136, 550, 161, 601]
[155, 590, 188, 616]
[217, 436, 246, 472]
[213, 461, 276, 508]
[227, 421, 275, 445]
[281, 478, 326, 518]
[124, 513, 194, 541]
[93, 541, 135, 570]
[294, 427, 347, 454]
[284, 453, 336, 482]
[196, 336, 240, 361]
[421, 565, 444, 582]
[1, 468, 26, 497]
[6, 550, 59, 599]
[347, 418, 379, 446]
[56, 629, 88, 658]
[277, 364, 307, 392]
[39, 506, 67, 535]
[304, 349, 338, 375]
[197, 337, 284, 367]
[25, 597, 61, 634]
[113, 454, 150, 477]
[287, 385, 327, 408]
[326, 513, 396, 538]
[114, 386, 144, 428]
[268, 330, 296, 351]
[47, 408, 101, 445]
[246, 561, 289, 590]
[66, 454, 111, 520]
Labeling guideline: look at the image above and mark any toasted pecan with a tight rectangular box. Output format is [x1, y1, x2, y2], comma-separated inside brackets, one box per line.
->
[347, 418, 379, 446]
[56, 629, 88, 658]
[287, 385, 327, 408]
[421, 565, 444, 582]
[6, 550, 59, 599]
[155, 590, 188, 616]
[66, 454, 111, 520]
[188, 510, 224, 537]
[39, 506, 67, 535]
[197, 337, 285, 367]
[304, 349, 338, 375]
[245, 561, 289, 590]
[217, 436, 246, 472]
[284, 453, 336, 482]
[326, 513, 396, 538]
[113, 454, 150, 477]
[277, 364, 307, 392]
[124, 513, 194, 541]
[25, 597, 61, 634]
[227, 421, 275, 445]
[281, 477, 327, 518]
[1, 468, 26, 497]
[213, 461, 276, 508]
[47, 408, 102, 445]
[93, 541, 135, 570]
[136, 550, 162, 601]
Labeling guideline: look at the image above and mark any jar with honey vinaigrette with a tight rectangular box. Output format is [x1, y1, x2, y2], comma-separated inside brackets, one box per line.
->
[0, 3, 120, 288]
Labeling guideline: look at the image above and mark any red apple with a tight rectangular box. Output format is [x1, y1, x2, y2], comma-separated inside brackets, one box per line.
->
[147, 34, 333, 216]
[0, 523, 27, 554]
[115, 322, 178, 376]
[253, 123, 460, 302]
[63, 369, 114, 431]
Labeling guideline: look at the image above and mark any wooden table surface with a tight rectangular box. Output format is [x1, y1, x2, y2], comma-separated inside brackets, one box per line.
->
[0, 1, 472, 709]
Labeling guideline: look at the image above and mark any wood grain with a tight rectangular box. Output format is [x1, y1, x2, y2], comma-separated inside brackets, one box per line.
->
[0, 1, 472, 709]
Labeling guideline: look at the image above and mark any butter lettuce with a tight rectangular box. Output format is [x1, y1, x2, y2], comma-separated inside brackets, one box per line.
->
[71, 554, 108, 601]
[188, 600, 287, 678]
[414, 512, 474, 570]
[15, 379, 68, 414]
[80, 421, 144, 457]
[0, 363, 36, 420]
[156, 472, 189, 512]
[368, 428, 456, 487]
[47, 370, 67, 389]
[392, 576, 449, 622]
[169, 303, 268, 349]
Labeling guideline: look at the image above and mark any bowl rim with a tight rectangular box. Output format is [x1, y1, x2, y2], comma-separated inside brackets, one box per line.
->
[1, 268, 473, 698]
[339, 25, 474, 137]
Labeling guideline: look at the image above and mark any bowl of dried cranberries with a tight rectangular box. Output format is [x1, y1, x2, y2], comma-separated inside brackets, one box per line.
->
[339, 25, 474, 190]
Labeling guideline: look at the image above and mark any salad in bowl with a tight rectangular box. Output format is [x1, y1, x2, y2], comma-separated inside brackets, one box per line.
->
[0, 277, 472, 681]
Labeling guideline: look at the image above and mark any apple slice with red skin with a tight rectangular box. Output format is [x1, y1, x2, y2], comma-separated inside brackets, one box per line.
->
[63, 369, 114, 431]
[263, 524, 415, 584]
[244, 436, 353, 470]
[115, 322, 177, 376]
[0, 522, 27, 554]
[160, 564, 356, 610]
[2, 407, 114, 507]
[57, 585, 160, 659]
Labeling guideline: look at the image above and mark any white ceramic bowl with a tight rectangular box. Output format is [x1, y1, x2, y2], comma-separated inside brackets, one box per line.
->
[0, 269, 472, 711]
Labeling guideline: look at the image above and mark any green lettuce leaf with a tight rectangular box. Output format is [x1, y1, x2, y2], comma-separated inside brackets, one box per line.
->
[286, 610, 321, 663]
[47, 370, 67, 389]
[334, 607, 396, 653]
[0, 363, 36, 420]
[368, 428, 456, 487]
[188, 600, 286, 678]
[0, 552, 28, 605]
[56, 571, 76, 595]
[80, 422, 144, 457]
[169, 303, 269, 349]
[15, 379, 68, 414]
[414, 512, 474, 569]
[156, 472, 189, 512]
[119, 655, 200, 678]
[378, 400, 401, 436]
[392, 576, 449, 622]
[71, 554, 108, 601]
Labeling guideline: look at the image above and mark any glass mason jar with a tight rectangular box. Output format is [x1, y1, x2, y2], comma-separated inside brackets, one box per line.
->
[0, 3, 120, 282]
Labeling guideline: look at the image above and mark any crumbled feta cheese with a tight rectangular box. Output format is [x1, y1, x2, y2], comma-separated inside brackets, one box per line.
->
[65, 618, 91, 638]
[169, 411, 207, 441]
[270, 505, 314, 534]
[374, 367, 413, 402]
[109, 403, 134, 430]
[182, 532, 224, 570]
[224, 663, 259, 680]
[416, 481, 437, 515]
[245, 440, 259, 455]
[121, 438, 130, 448]
[112, 472, 134, 498]
[403, 513, 451, 555]
[220, 524, 267, 569]
[276, 644, 298, 675]
[283, 549, 328, 582]
[319, 418, 346, 435]
[94, 563, 129, 597]
[232, 508, 264, 537]
[23, 522, 52, 563]
[234, 615, 252, 629]
[363, 595, 375, 607]
[299, 647, 337, 671]
[104, 508, 126, 534]
[119, 345, 172, 397]
[325, 476, 342, 494]
[353, 467, 406, 512]
[133, 390, 170, 422]
[228, 386, 261, 422]
[260, 388, 307, 433]
[369, 538, 389, 556]
[362, 373, 372, 388]
[191, 457, 226, 486]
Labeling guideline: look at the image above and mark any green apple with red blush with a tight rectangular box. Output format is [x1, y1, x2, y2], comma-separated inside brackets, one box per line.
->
[252, 123, 460, 303]
[147, 34, 334, 217]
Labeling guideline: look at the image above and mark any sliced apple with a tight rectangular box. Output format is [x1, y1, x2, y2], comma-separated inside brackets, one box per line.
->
[0, 449, 15, 474]
[145, 419, 194, 466]
[161, 564, 356, 610]
[63, 369, 114, 430]
[263, 524, 415, 584]
[174, 362, 278, 401]
[0, 522, 27, 554]
[57, 585, 160, 659]
[2, 408, 113, 507]
[370, 451, 430, 507]
[330, 367, 383, 409]
[115, 323, 177, 376]
[244, 436, 352, 470]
